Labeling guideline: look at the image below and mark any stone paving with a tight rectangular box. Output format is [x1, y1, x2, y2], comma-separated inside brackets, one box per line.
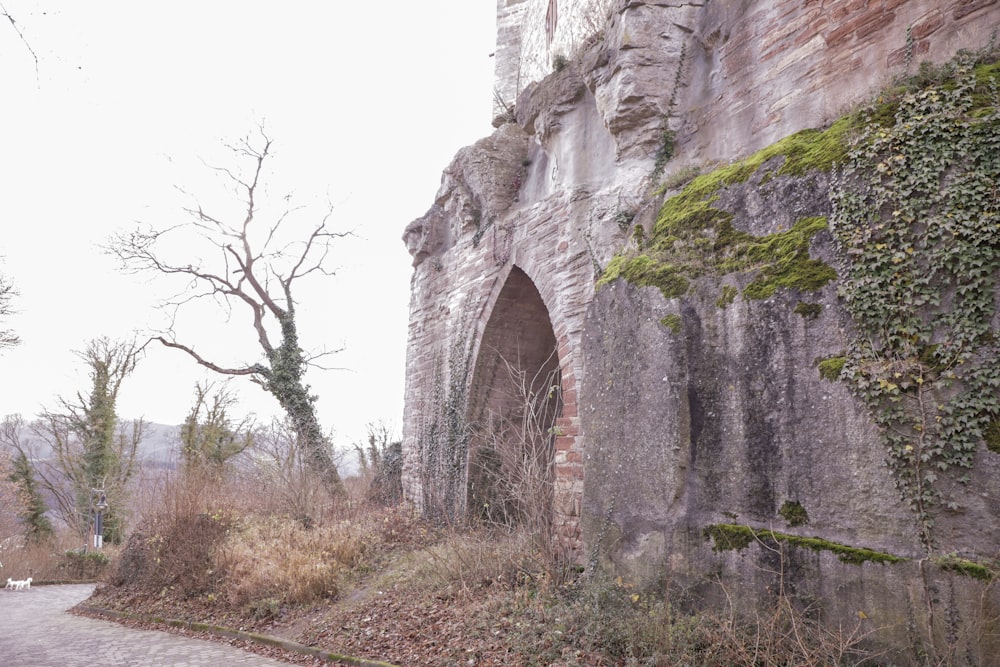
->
[0, 584, 294, 666]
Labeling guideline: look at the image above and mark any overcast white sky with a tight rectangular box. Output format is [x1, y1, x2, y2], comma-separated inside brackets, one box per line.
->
[0, 2, 496, 449]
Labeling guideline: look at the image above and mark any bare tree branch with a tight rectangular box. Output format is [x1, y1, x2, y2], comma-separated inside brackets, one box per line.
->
[0, 268, 20, 350]
[154, 336, 263, 377]
[1, 1, 39, 86]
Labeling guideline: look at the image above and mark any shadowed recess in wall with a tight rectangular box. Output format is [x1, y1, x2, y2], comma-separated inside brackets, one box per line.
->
[466, 267, 562, 531]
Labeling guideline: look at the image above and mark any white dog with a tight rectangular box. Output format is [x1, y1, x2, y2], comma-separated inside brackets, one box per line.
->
[3, 578, 11, 590]
[9, 577, 31, 591]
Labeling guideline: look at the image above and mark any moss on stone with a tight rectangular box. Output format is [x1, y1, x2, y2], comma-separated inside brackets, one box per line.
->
[738, 217, 837, 300]
[986, 418, 1000, 454]
[817, 356, 846, 382]
[778, 500, 809, 527]
[794, 302, 822, 319]
[704, 523, 906, 565]
[632, 224, 646, 248]
[600, 254, 690, 299]
[660, 314, 682, 333]
[936, 554, 996, 581]
[659, 117, 854, 203]
[598, 122, 842, 300]
[703, 524, 754, 552]
[716, 285, 738, 308]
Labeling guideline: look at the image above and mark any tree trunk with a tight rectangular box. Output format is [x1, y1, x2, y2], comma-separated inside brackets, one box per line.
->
[265, 313, 343, 492]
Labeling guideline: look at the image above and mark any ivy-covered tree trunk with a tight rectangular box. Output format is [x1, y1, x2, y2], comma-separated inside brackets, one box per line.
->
[261, 313, 341, 490]
[8, 451, 52, 543]
[57, 338, 143, 545]
[79, 355, 122, 542]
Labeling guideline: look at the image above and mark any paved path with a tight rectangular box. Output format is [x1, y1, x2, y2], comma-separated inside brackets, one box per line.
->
[0, 584, 294, 666]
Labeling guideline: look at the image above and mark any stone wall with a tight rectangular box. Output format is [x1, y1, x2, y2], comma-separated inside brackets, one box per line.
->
[406, 0, 1000, 659]
[495, 0, 1000, 161]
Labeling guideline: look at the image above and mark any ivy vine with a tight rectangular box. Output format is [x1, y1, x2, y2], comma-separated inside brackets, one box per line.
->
[830, 53, 1000, 550]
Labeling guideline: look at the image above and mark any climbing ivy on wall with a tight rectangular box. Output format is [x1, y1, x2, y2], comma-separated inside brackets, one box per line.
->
[831, 53, 1000, 550]
[418, 329, 475, 522]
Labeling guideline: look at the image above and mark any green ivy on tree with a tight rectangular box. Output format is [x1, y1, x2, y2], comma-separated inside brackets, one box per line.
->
[180, 381, 254, 471]
[831, 53, 1000, 550]
[8, 450, 52, 542]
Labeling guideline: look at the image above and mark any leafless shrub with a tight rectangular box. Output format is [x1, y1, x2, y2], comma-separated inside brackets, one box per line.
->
[240, 417, 342, 527]
[353, 421, 403, 506]
[468, 349, 563, 571]
[111, 471, 239, 597]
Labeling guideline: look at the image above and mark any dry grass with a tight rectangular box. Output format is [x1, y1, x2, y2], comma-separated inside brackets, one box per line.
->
[107, 466, 429, 614]
[390, 528, 548, 598]
[94, 454, 972, 664]
[1, 532, 108, 582]
[219, 515, 371, 607]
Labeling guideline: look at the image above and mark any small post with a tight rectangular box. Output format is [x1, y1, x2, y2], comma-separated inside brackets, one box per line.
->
[92, 489, 108, 550]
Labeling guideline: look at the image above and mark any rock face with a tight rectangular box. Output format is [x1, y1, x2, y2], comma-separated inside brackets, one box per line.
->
[403, 0, 1000, 660]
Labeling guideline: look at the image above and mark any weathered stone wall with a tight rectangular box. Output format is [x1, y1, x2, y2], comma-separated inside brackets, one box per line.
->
[407, 0, 1000, 659]
[494, 0, 530, 120]
[496, 0, 1000, 161]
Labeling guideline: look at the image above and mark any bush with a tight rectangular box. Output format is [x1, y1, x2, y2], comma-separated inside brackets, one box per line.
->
[60, 549, 111, 580]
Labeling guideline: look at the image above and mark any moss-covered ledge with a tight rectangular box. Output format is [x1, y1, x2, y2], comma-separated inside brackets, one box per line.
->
[596, 121, 849, 301]
[703, 523, 907, 566]
[934, 554, 997, 581]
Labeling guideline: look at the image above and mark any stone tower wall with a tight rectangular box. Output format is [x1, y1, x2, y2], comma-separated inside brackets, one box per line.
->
[405, 1, 1000, 657]
[495, 0, 999, 160]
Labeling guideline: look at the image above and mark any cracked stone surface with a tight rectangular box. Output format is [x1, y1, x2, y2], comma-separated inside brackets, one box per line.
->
[0, 584, 293, 666]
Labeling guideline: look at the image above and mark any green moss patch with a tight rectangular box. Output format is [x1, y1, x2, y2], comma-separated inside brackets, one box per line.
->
[816, 356, 846, 382]
[598, 124, 844, 300]
[778, 501, 809, 527]
[703, 523, 905, 566]
[703, 524, 754, 552]
[716, 285, 738, 309]
[935, 554, 996, 581]
[660, 314, 683, 334]
[794, 302, 822, 319]
[600, 254, 690, 299]
[738, 217, 837, 300]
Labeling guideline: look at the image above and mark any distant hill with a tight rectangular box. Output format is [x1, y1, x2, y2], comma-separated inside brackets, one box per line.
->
[10, 419, 180, 468]
[138, 422, 180, 466]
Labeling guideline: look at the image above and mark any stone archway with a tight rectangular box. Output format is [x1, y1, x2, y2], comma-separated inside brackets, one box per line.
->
[465, 266, 562, 532]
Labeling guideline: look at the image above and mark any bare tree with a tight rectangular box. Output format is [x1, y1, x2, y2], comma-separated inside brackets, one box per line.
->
[0, 266, 20, 351]
[0, 447, 28, 557]
[107, 128, 347, 492]
[1, 413, 79, 535]
[353, 421, 402, 506]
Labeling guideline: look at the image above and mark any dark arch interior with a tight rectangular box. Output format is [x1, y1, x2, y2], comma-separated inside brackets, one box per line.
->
[466, 267, 561, 528]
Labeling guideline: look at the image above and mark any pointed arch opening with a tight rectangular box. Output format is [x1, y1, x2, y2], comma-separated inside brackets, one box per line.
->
[466, 267, 561, 532]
